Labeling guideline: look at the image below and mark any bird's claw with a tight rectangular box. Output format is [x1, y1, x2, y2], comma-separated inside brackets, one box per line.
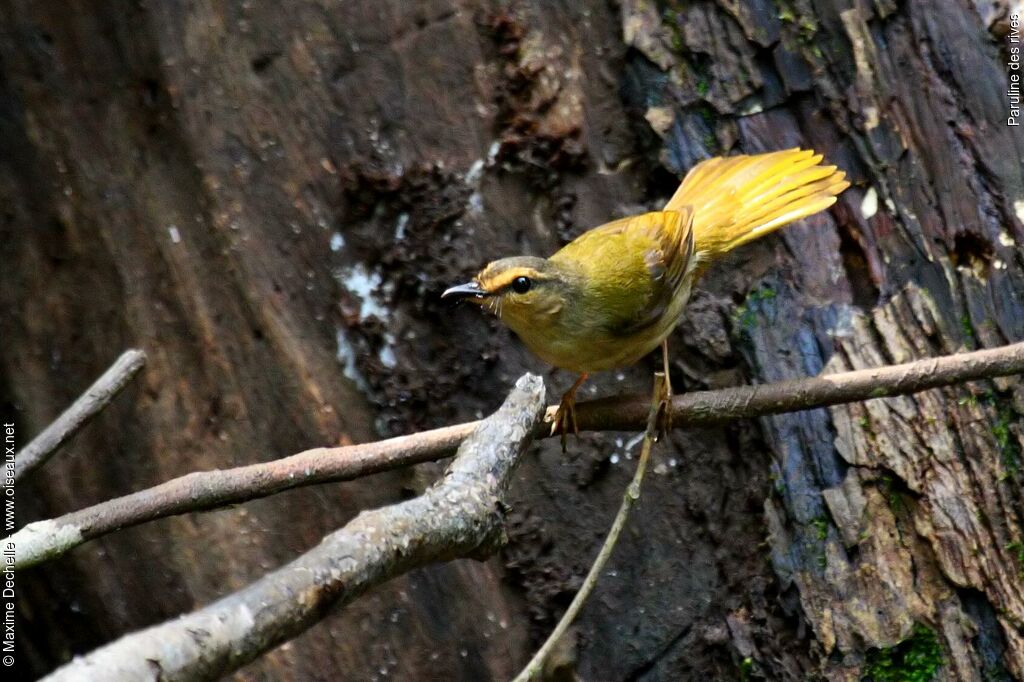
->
[656, 372, 673, 441]
[656, 342, 675, 441]
[548, 393, 580, 453]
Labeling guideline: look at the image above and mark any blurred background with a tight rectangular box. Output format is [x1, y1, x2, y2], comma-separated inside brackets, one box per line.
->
[2, 0, 1022, 679]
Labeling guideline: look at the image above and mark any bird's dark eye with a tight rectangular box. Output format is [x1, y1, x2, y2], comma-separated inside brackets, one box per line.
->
[511, 276, 532, 294]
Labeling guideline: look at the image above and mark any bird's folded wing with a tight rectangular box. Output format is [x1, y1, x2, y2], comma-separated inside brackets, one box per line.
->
[551, 209, 695, 336]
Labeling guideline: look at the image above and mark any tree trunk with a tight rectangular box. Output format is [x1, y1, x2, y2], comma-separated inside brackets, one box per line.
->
[2, 0, 1021, 680]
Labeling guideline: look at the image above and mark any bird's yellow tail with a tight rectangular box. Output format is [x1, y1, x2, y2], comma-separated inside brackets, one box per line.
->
[665, 148, 849, 259]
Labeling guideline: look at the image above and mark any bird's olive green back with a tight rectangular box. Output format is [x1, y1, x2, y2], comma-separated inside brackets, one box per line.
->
[549, 209, 694, 337]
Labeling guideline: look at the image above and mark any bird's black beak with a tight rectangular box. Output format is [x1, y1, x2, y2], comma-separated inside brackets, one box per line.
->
[442, 280, 489, 301]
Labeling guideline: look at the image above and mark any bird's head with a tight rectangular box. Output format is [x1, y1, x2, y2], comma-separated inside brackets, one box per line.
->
[442, 256, 576, 334]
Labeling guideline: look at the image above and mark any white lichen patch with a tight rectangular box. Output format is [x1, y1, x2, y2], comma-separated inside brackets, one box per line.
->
[1014, 199, 1024, 225]
[336, 327, 370, 393]
[330, 232, 345, 252]
[826, 305, 856, 339]
[464, 159, 485, 185]
[379, 332, 398, 369]
[463, 144, 500, 215]
[334, 262, 389, 321]
[739, 99, 765, 116]
[487, 140, 501, 163]
[861, 187, 879, 219]
[394, 213, 409, 241]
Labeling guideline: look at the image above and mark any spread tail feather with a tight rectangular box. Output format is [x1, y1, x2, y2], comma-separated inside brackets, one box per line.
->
[665, 148, 850, 259]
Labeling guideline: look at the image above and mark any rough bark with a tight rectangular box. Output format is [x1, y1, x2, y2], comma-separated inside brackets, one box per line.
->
[1, 1, 1021, 681]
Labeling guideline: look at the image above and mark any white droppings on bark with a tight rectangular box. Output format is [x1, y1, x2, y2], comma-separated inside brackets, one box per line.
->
[860, 187, 879, 219]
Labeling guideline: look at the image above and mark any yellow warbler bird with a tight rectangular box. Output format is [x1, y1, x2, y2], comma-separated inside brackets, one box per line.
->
[443, 148, 849, 443]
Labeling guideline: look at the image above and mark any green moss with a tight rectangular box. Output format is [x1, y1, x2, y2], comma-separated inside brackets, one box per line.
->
[698, 104, 715, 125]
[774, 1, 816, 40]
[862, 624, 943, 681]
[964, 390, 1024, 477]
[733, 304, 752, 331]
[810, 517, 830, 568]
[960, 314, 976, 350]
[991, 400, 1021, 475]
[811, 517, 829, 541]
[1006, 540, 1024, 578]
[880, 474, 905, 515]
[690, 57, 714, 102]
[733, 286, 777, 331]
[739, 656, 755, 681]
[661, 8, 686, 53]
[957, 393, 979, 407]
[798, 17, 818, 41]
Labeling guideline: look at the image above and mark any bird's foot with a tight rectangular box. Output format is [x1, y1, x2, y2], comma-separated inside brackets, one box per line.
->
[656, 371, 673, 440]
[548, 373, 588, 453]
[549, 391, 580, 453]
[657, 340, 674, 440]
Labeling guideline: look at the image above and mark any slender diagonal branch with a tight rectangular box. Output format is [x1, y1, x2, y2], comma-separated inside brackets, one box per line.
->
[7, 349, 146, 483]
[9, 341, 1024, 571]
[40, 374, 546, 682]
[513, 373, 666, 682]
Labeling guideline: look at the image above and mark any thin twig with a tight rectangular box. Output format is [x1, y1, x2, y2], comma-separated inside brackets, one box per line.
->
[512, 373, 666, 682]
[8, 341, 1024, 570]
[40, 374, 547, 682]
[8, 349, 147, 483]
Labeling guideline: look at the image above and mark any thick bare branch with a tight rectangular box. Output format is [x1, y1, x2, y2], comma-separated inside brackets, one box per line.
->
[10, 341, 1024, 571]
[8, 349, 146, 483]
[40, 373, 546, 682]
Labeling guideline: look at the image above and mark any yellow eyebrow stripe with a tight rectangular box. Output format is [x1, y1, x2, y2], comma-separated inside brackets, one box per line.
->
[480, 267, 542, 292]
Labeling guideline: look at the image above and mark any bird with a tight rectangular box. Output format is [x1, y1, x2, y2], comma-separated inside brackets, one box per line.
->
[443, 148, 850, 448]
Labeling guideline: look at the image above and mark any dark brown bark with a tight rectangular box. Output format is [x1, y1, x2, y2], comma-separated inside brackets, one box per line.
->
[2, 0, 1021, 680]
